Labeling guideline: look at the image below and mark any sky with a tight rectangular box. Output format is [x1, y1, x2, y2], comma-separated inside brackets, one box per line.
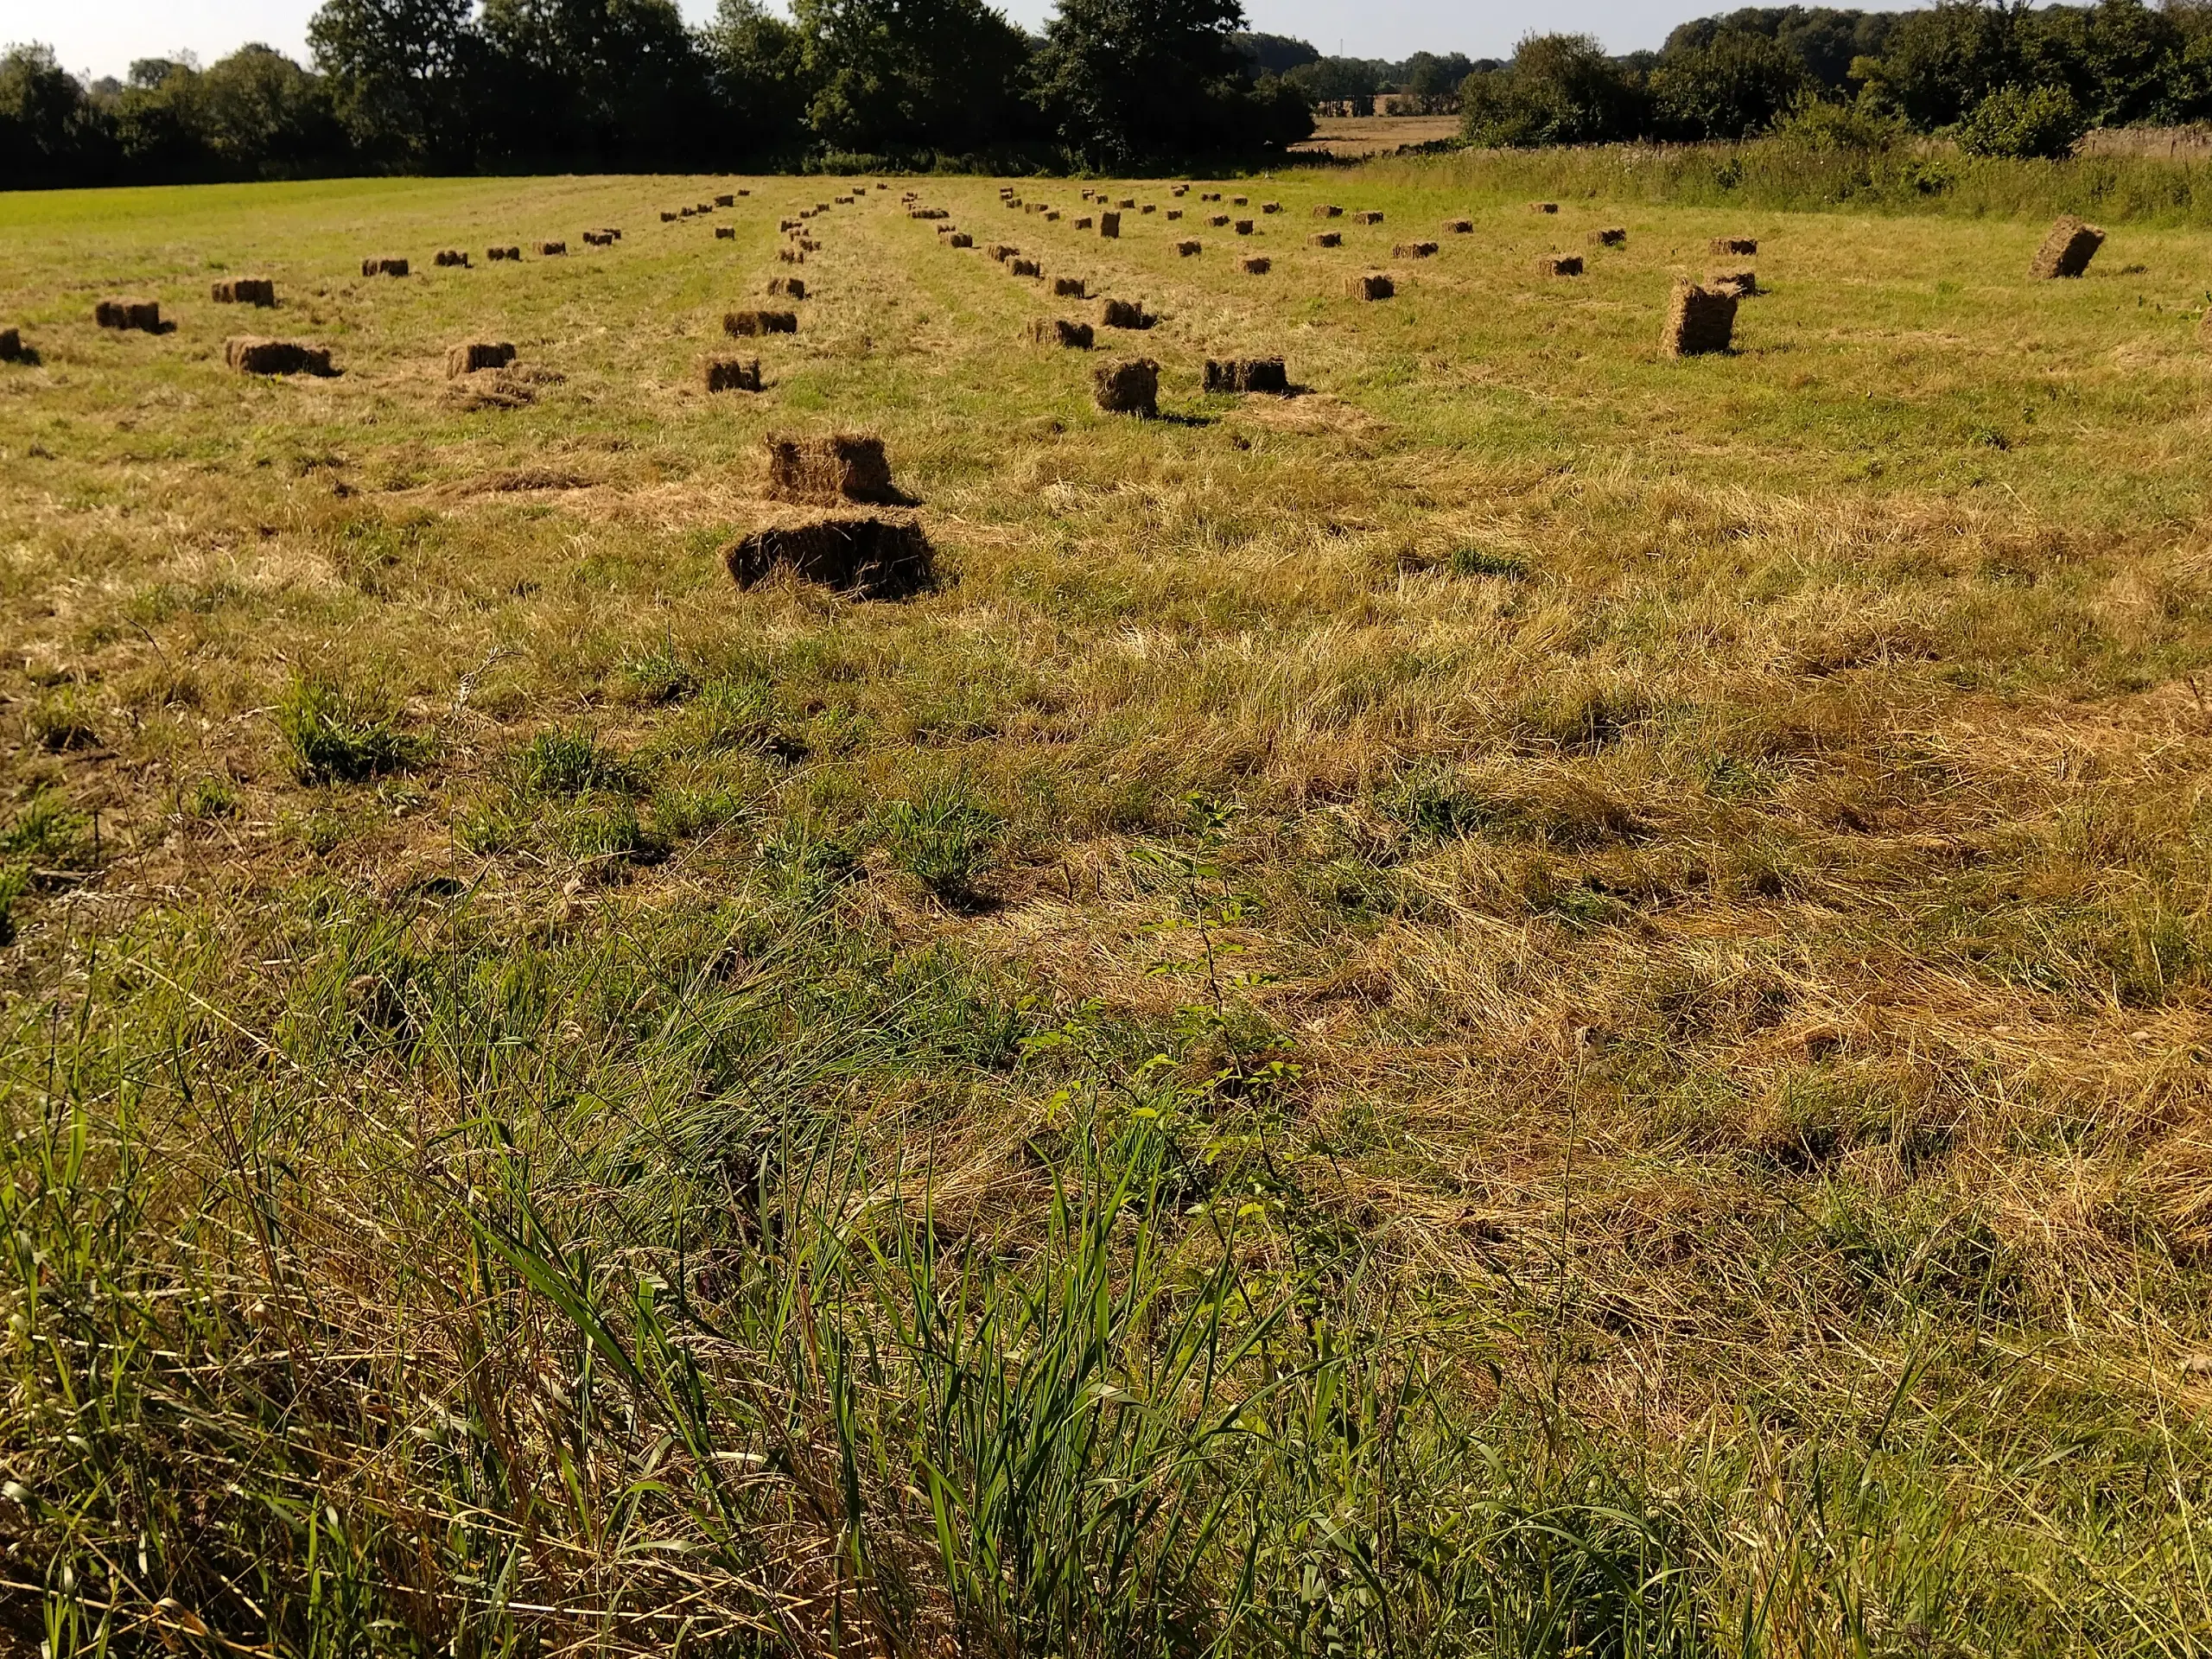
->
[2, 0, 1725, 84]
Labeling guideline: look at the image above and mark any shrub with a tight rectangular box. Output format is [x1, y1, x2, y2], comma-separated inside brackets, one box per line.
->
[1955, 82, 2088, 159]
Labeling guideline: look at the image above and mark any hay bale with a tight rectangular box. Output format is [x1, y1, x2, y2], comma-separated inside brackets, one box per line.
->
[1052, 276, 1086, 297]
[1662, 280, 1737, 356]
[834, 195, 852, 205]
[781, 217, 801, 231]
[1100, 212, 1122, 238]
[1710, 236, 1758, 257]
[1241, 256, 1271, 274]
[701, 356, 762, 392]
[765, 433, 897, 504]
[1201, 191, 1221, 201]
[1011, 258, 1041, 277]
[1117, 197, 1135, 208]
[1314, 204, 1343, 218]
[1395, 241, 1438, 257]
[0, 328, 22, 362]
[1590, 226, 1627, 247]
[1172, 184, 1189, 196]
[662, 211, 677, 222]
[725, 309, 799, 336]
[950, 232, 973, 247]
[1530, 201, 1558, 213]
[1231, 194, 1249, 206]
[1234, 219, 1255, 234]
[1709, 268, 1758, 297]
[1093, 357, 1159, 416]
[1178, 239, 1202, 257]
[1204, 357, 1287, 393]
[360, 257, 409, 277]
[1027, 318, 1094, 348]
[1535, 254, 1584, 276]
[988, 243, 1018, 261]
[435, 247, 471, 265]
[1351, 210, 1382, 225]
[768, 276, 806, 298]
[1309, 231, 1342, 248]
[224, 336, 333, 376]
[1098, 297, 1151, 328]
[446, 340, 517, 377]
[1442, 219, 1473, 234]
[1262, 202, 1282, 214]
[681, 207, 696, 217]
[537, 241, 567, 257]
[936, 223, 956, 235]
[721, 516, 935, 600]
[1166, 208, 1184, 220]
[697, 201, 715, 213]
[489, 245, 521, 261]
[1345, 273, 1394, 301]
[2030, 216, 2104, 278]
[779, 249, 804, 264]
[715, 226, 735, 239]
[1205, 214, 1227, 228]
[211, 276, 276, 306]
[715, 194, 734, 207]
[95, 297, 162, 331]
[1045, 210, 1061, 221]
[1075, 215, 1094, 230]
[1141, 203, 1156, 213]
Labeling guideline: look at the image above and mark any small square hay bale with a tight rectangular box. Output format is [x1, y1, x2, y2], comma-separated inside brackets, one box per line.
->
[1141, 203, 1155, 213]
[682, 207, 696, 217]
[225, 336, 334, 376]
[1172, 183, 1189, 195]
[1028, 318, 1094, 348]
[1234, 219, 1255, 234]
[781, 217, 801, 230]
[1117, 197, 1135, 208]
[1166, 207, 1183, 219]
[725, 308, 799, 336]
[537, 240, 567, 256]
[1395, 240, 1438, 257]
[1309, 231, 1341, 248]
[1345, 273, 1394, 301]
[1662, 280, 1737, 356]
[489, 245, 521, 261]
[1201, 191, 1221, 201]
[1208, 214, 1230, 227]
[361, 257, 409, 276]
[815, 201, 830, 212]
[697, 201, 715, 213]
[1011, 257, 1042, 277]
[1204, 357, 1287, 393]
[715, 194, 734, 207]
[662, 211, 677, 222]
[1045, 210, 1061, 221]
[1177, 239, 1202, 257]
[766, 432, 897, 504]
[0, 327, 21, 361]
[936, 223, 955, 235]
[1093, 357, 1159, 416]
[1709, 236, 1758, 257]
[715, 226, 735, 239]
[1025, 201, 1042, 213]
[1100, 212, 1122, 238]
[1231, 194, 1249, 206]
[1052, 276, 1086, 297]
[447, 340, 517, 377]
[1351, 210, 1382, 225]
[436, 246, 473, 264]
[768, 276, 806, 298]
[1098, 297, 1151, 328]
[1535, 253, 1584, 276]
[1709, 268, 1758, 297]
[1590, 226, 1626, 246]
[950, 232, 973, 247]
[1241, 256, 1271, 274]
[1075, 215, 1094, 230]
[795, 237, 819, 251]
[701, 356, 762, 392]
[1530, 201, 1558, 213]
[779, 248, 804, 264]
[722, 516, 934, 600]
[834, 195, 852, 205]
[1314, 204, 1343, 218]
[212, 276, 276, 305]
[2030, 215, 2104, 278]
[988, 243, 1017, 260]
[1442, 218, 1472, 233]
[95, 297, 162, 330]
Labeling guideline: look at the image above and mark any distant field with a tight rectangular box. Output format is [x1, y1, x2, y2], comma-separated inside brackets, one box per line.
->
[1292, 113, 1464, 155]
[4, 166, 2212, 1656]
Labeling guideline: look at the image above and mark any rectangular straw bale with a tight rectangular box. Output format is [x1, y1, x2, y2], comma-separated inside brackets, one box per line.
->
[446, 340, 517, 377]
[489, 245, 520, 261]
[1141, 203, 1155, 213]
[1395, 241, 1438, 257]
[1052, 276, 1085, 297]
[1075, 215, 1094, 230]
[1177, 239, 1202, 256]
[725, 308, 799, 336]
[1709, 268, 1758, 297]
[721, 516, 934, 600]
[1662, 280, 1737, 356]
[1172, 184, 1189, 195]
[1309, 231, 1341, 247]
[1093, 357, 1158, 416]
[715, 194, 734, 207]
[768, 276, 806, 298]
[988, 243, 1017, 261]
[0, 327, 21, 361]
[1535, 253, 1584, 276]
[95, 297, 162, 330]
[715, 225, 735, 238]
[1314, 205, 1342, 217]
[1442, 219, 1472, 233]
[662, 211, 677, 222]
[1011, 257, 1041, 276]
[1345, 273, 1394, 301]
[1234, 219, 1254, 234]
[1231, 195, 1249, 206]
[779, 248, 804, 264]
[361, 257, 409, 276]
[1709, 236, 1758, 257]
[1099, 297, 1149, 328]
[1530, 201, 1559, 213]
[1241, 256, 1271, 274]
[1099, 212, 1121, 237]
[1204, 357, 1287, 393]
[1166, 208, 1183, 219]
[1262, 202, 1281, 213]
[682, 207, 696, 217]
[2029, 215, 2103, 278]
[537, 241, 567, 256]
[1117, 197, 1135, 208]
[1027, 318, 1094, 348]
[1045, 210, 1061, 220]
[950, 232, 973, 247]
[1208, 214, 1230, 227]
[212, 277, 276, 306]
[225, 336, 333, 376]
[1591, 226, 1626, 246]
[766, 433, 895, 504]
[1351, 210, 1382, 225]
[1201, 191, 1221, 201]
[701, 356, 761, 392]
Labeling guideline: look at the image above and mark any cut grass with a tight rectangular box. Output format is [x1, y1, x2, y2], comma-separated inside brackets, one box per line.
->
[3, 161, 2212, 1656]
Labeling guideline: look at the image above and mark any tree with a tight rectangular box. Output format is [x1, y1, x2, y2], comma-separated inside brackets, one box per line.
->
[0, 44, 111, 186]
[1231, 31, 1318, 77]
[1399, 50, 1474, 111]
[197, 45, 346, 175]
[308, 0, 481, 167]
[1282, 54, 1383, 111]
[1459, 34, 1646, 147]
[796, 0, 1033, 154]
[703, 0, 811, 149]
[1033, 0, 1262, 166]
[480, 0, 718, 164]
[1854, 2, 2015, 128]
[1650, 28, 1808, 137]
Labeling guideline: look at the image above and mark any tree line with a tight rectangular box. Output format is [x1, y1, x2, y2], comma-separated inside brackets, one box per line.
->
[0, 0, 1337, 185]
[1464, 0, 2212, 158]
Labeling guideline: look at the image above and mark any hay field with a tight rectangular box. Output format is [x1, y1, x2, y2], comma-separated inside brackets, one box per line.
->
[4, 167, 2212, 1654]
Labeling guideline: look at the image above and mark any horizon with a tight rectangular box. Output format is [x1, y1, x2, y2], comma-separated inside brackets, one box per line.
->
[3, 0, 1808, 86]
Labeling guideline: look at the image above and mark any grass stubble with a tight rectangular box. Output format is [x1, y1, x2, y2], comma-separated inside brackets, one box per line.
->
[2, 160, 2212, 1656]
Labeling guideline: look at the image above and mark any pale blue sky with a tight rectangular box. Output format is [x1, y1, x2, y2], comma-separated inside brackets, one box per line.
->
[3, 0, 1739, 84]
